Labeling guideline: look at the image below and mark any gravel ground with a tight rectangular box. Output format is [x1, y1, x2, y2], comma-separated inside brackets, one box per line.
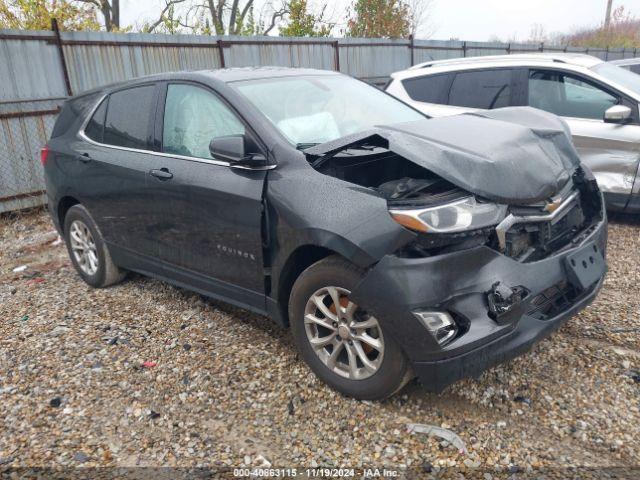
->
[0, 209, 639, 477]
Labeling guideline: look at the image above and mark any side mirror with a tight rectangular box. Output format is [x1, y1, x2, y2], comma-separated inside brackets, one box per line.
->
[604, 105, 632, 123]
[209, 135, 269, 169]
[209, 135, 246, 162]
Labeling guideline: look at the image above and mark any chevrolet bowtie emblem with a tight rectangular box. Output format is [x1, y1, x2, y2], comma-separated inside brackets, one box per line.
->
[544, 199, 562, 213]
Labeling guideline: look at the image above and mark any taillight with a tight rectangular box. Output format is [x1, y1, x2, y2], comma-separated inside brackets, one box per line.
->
[40, 145, 50, 166]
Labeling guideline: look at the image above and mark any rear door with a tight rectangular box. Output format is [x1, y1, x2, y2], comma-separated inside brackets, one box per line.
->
[143, 81, 268, 307]
[77, 83, 161, 253]
[395, 68, 520, 117]
[395, 72, 457, 117]
[526, 69, 640, 208]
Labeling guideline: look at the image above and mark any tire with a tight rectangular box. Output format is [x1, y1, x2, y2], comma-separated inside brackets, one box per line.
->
[63, 204, 126, 288]
[289, 255, 412, 400]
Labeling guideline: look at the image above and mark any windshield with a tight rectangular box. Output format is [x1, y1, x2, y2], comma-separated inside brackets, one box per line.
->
[233, 75, 425, 147]
[591, 62, 640, 95]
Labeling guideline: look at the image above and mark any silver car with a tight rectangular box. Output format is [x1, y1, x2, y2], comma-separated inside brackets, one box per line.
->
[386, 54, 640, 212]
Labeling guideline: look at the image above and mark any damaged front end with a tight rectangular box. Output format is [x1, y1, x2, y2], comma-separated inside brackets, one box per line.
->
[305, 116, 604, 265]
[303, 107, 608, 392]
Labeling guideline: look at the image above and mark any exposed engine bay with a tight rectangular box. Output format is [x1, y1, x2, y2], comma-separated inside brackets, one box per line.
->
[310, 145, 466, 206]
[308, 144, 603, 262]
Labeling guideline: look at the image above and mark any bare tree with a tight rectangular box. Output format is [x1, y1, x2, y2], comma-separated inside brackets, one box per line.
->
[144, 0, 187, 33]
[74, 0, 120, 31]
[176, 0, 287, 35]
[407, 0, 435, 37]
[528, 23, 547, 43]
[261, 6, 289, 34]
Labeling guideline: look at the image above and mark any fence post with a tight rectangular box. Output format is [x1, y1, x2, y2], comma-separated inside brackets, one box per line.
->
[462, 41, 467, 57]
[51, 18, 72, 96]
[217, 39, 226, 68]
[333, 40, 340, 71]
[409, 34, 414, 66]
[539, 42, 544, 52]
[506, 42, 511, 55]
[605, 46, 609, 61]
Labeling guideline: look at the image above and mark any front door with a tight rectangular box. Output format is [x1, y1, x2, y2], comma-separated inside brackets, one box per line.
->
[527, 69, 640, 208]
[144, 82, 268, 306]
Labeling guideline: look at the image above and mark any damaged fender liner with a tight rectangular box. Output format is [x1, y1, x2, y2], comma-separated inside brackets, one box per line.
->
[305, 107, 580, 205]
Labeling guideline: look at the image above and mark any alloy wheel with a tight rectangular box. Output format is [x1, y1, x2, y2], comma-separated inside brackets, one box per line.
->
[303, 286, 384, 380]
[69, 220, 99, 276]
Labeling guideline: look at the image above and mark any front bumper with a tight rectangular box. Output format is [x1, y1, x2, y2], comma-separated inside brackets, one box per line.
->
[351, 215, 607, 393]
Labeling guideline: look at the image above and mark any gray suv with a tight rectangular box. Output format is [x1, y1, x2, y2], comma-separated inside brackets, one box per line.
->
[43, 67, 607, 400]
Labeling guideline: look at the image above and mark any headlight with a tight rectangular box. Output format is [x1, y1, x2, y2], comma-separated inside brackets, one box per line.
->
[389, 196, 507, 233]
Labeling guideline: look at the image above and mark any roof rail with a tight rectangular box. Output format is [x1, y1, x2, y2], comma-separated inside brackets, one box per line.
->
[408, 53, 592, 71]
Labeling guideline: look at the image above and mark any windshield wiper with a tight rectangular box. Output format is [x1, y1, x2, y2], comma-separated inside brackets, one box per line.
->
[310, 143, 382, 169]
[296, 142, 320, 150]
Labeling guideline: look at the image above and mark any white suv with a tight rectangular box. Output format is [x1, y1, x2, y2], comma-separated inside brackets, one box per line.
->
[386, 53, 640, 212]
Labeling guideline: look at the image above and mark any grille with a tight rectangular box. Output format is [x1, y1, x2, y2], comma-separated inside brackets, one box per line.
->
[503, 198, 586, 262]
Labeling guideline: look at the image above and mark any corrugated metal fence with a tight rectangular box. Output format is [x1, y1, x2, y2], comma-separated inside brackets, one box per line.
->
[2, 27, 639, 212]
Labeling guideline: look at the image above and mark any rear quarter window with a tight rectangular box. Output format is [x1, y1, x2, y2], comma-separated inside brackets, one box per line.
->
[84, 98, 107, 143]
[401, 74, 451, 104]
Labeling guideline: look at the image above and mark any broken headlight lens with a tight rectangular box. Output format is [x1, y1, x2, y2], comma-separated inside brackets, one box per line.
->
[389, 196, 507, 234]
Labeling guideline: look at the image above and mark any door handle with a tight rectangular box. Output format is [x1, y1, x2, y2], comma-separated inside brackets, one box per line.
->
[149, 168, 173, 180]
[77, 153, 92, 163]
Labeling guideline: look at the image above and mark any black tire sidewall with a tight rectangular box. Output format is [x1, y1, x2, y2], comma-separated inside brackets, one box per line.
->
[289, 257, 408, 400]
[63, 205, 108, 288]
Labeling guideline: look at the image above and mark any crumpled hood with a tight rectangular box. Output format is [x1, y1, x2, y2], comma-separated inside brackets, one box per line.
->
[306, 107, 581, 205]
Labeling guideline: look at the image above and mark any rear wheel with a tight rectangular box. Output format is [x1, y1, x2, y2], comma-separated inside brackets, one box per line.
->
[289, 256, 412, 400]
[63, 204, 126, 288]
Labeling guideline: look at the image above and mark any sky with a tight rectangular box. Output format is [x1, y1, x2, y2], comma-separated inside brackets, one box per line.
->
[121, 0, 640, 42]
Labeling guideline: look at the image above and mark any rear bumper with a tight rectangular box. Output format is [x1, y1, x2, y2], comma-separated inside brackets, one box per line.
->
[351, 212, 607, 393]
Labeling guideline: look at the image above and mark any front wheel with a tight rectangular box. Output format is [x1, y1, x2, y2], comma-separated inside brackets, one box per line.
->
[289, 256, 412, 400]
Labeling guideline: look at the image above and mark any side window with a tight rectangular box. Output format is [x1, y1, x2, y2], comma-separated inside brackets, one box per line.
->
[528, 70, 618, 120]
[162, 84, 245, 159]
[103, 85, 156, 149]
[448, 69, 512, 109]
[401, 74, 451, 104]
[84, 98, 107, 143]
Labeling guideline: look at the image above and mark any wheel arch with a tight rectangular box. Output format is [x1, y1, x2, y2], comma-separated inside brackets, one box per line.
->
[57, 196, 81, 233]
[275, 244, 342, 327]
